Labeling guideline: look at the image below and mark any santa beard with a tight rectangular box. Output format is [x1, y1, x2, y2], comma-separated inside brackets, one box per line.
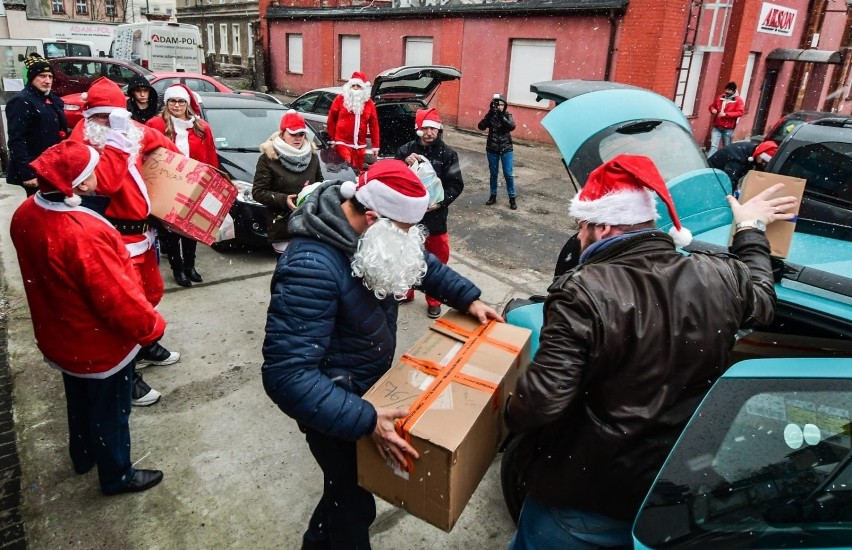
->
[351, 218, 427, 300]
[343, 86, 369, 115]
[83, 118, 143, 164]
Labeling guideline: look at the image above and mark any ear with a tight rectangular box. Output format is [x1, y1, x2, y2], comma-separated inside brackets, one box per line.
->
[365, 210, 381, 227]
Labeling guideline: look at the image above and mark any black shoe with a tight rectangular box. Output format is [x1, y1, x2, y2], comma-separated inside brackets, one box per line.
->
[131, 374, 161, 406]
[485, 195, 497, 206]
[105, 469, 163, 495]
[184, 267, 202, 283]
[427, 305, 442, 319]
[173, 269, 191, 287]
[136, 342, 181, 367]
[73, 461, 95, 475]
[509, 198, 517, 210]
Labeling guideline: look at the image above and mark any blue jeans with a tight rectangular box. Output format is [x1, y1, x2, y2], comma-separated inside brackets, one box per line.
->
[707, 127, 734, 157]
[62, 363, 135, 494]
[487, 150, 516, 198]
[509, 497, 632, 549]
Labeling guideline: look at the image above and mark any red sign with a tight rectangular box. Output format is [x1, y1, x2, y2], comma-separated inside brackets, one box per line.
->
[757, 2, 797, 37]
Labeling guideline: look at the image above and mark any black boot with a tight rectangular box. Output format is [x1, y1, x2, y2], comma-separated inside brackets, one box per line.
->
[173, 269, 192, 287]
[184, 267, 202, 283]
[485, 195, 497, 206]
[509, 197, 517, 210]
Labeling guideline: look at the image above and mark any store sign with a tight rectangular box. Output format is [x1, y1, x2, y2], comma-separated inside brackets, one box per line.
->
[757, 2, 797, 36]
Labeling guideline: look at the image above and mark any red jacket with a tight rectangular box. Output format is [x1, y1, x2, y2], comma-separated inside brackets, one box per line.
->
[326, 95, 380, 150]
[708, 92, 745, 130]
[10, 194, 166, 378]
[146, 116, 220, 168]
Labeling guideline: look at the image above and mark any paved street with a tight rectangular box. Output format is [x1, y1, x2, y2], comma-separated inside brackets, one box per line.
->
[0, 126, 573, 548]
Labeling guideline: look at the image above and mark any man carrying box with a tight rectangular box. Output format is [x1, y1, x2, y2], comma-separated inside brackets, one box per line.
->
[70, 77, 183, 407]
[261, 159, 501, 549]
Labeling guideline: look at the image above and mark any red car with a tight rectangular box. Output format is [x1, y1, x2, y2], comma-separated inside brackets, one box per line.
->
[61, 72, 281, 129]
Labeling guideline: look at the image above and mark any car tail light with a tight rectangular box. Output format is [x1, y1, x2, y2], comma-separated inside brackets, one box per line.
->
[64, 104, 81, 111]
[141, 60, 148, 69]
[201, 62, 206, 75]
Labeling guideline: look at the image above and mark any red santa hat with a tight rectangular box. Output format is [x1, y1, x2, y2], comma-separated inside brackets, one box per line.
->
[82, 77, 127, 118]
[279, 109, 307, 134]
[348, 71, 370, 87]
[749, 140, 778, 163]
[415, 108, 443, 137]
[340, 159, 430, 224]
[29, 141, 100, 207]
[163, 83, 202, 114]
[569, 154, 692, 247]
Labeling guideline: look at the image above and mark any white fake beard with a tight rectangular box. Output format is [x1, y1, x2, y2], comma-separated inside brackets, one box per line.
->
[343, 88, 368, 115]
[83, 119, 143, 164]
[351, 218, 427, 300]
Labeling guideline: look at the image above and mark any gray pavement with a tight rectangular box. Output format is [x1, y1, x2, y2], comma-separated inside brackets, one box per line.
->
[0, 126, 569, 548]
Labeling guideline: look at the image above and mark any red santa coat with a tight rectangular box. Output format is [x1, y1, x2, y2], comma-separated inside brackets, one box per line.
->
[326, 95, 380, 151]
[145, 116, 220, 168]
[10, 193, 166, 378]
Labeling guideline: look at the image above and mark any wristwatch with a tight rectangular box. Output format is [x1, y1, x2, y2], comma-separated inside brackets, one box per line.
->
[735, 219, 767, 232]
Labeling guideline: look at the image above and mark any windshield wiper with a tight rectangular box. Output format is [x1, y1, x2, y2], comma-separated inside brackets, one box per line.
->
[616, 120, 662, 134]
[217, 147, 258, 153]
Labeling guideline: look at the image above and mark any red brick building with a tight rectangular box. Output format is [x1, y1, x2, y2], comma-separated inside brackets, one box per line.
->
[259, 0, 852, 145]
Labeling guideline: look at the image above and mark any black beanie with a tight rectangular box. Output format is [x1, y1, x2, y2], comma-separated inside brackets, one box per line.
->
[24, 54, 52, 82]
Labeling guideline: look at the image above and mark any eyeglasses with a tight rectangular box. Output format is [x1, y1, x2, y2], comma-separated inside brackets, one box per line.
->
[167, 99, 187, 105]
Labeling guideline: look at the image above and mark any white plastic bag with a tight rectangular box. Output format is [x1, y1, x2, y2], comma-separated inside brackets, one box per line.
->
[409, 156, 444, 207]
[216, 213, 235, 243]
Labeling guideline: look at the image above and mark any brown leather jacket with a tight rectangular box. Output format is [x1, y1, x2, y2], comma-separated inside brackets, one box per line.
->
[506, 229, 775, 521]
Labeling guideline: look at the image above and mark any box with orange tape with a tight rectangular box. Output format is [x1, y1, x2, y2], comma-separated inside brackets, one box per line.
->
[356, 310, 531, 532]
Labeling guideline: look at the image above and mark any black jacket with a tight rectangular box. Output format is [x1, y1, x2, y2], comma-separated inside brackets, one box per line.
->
[707, 140, 759, 193]
[126, 75, 160, 124]
[6, 84, 67, 185]
[395, 137, 463, 235]
[477, 98, 515, 154]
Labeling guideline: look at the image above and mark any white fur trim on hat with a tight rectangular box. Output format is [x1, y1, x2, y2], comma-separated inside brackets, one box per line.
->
[669, 226, 693, 247]
[354, 178, 430, 224]
[83, 106, 117, 118]
[340, 180, 357, 199]
[420, 119, 442, 130]
[164, 86, 191, 103]
[71, 146, 100, 188]
[569, 189, 660, 226]
[64, 194, 82, 207]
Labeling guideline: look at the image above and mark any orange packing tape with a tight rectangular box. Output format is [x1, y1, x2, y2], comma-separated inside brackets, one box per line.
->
[394, 319, 505, 473]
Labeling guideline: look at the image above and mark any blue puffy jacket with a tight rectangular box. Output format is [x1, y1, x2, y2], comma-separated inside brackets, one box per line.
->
[261, 181, 481, 441]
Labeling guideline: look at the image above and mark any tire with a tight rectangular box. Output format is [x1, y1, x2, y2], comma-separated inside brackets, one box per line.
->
[500, 434, 529, 525]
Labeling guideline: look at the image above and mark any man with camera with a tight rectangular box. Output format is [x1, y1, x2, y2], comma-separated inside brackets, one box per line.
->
[478, 93, 517, 209]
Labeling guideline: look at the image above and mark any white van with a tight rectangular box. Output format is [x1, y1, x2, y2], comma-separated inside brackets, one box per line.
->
[41, 39, 95, 58]
[111, 22, 204, 73]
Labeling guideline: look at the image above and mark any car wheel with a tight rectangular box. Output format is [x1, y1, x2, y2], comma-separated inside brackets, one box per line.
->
[500, 434, 529, 525]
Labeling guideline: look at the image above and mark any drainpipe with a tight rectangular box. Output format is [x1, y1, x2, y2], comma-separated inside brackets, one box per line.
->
[605, 9, 619, 81]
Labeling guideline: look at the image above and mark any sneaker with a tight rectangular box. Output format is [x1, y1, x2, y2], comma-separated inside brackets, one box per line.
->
[136, 342, 181, 368]
[427, 305, 442, 319]
[132, 376, 161, 407]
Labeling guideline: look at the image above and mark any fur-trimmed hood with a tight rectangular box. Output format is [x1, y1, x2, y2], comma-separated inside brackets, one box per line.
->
[259, 132, 317, 160]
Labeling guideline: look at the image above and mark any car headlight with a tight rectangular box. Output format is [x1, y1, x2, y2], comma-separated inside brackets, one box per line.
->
[232, 180, 261, 206]
[64, 104, 81, 111]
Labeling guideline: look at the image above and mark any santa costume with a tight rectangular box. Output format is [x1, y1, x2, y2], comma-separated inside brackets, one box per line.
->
[327, 71, 380, 170]
[10, 140, 166, 495]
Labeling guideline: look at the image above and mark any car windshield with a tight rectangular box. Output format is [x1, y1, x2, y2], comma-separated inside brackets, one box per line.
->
[569, 120, 709, 186]
[634, 378, 852, 548]
[204, 106, 319, 150]
[777, 141, 852, 208]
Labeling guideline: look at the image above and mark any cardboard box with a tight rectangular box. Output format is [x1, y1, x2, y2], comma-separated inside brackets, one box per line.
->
[731, 171, 806, 258]
[357, 311, 531, 532]
[141, 148, 237, 245]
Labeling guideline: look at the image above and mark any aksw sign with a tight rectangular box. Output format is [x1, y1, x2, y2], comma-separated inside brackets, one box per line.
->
[757, 2, 797, 37]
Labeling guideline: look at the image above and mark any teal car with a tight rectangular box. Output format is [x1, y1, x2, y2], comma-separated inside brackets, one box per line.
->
[501, 80, 852, 548]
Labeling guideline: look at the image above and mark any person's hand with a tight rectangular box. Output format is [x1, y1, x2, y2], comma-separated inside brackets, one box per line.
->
[371, 407, 419, 471]
[105, 129, 134, 152]
[108, 108, 132, 134]
[371, 148, 379, 158]
[467, 299, 504, 324]
[710, 108, 718, 115]
[404, 153, 419, 166]
[286, 194, 298, 211]
[727, 182, 798, 229]
[22, 178, 38, 188]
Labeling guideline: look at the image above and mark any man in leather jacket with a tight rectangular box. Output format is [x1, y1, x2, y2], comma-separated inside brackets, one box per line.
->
[478, 93, 517, 209]
[505, 155, 798, 549]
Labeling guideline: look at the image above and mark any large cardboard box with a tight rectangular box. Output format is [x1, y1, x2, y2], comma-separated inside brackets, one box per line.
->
[357, 311, 531, 532]
[731, 171, 806, 258]
[141, 148, 236, 245]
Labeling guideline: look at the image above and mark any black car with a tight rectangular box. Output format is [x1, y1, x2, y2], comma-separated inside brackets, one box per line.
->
[197, 93, 357, 248]
[765, 118, 852, 241]
[758, 109, 852, 145]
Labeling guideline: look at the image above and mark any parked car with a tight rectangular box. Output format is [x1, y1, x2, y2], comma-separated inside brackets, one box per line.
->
[61, 72, 281, 129]
[499, 80, 852, 546]
[759, 109, 852, 145]
[288, 65, 462, 157]
[196, 93, 357, 248]
[49, 56, 151, 97]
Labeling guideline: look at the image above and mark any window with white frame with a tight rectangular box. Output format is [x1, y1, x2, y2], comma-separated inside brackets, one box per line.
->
[700, 0, 733, 51]
[232, 24, 240, 55]
[288, 34, 303, 74]
[105, 0, 116, 16]
[405, 37, 433, 65]
[674, 49, 705, 116]
[507, 39, 555, 108]
[207, 24, 215, 54]
[247, 25, 254, 58]
[75, 0, 87, 15]
[340, 35, 360, 81]
[740, 52, 757, 107]
[52, 0, 64, 14]
[219, 24, 228, 58]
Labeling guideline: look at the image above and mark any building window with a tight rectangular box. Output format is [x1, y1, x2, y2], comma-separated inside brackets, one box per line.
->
[340, 35, 360, 81]
[247, 24, 254, 58]
[219, 24, 228, 58]
[288, 34, 303, 74]
[105, 0, 116, 16]
[674, 49, 705, 116]
[207, 24, 215, 55]
[507, 39, 555, 108]
[232, 24, 240, 55]
[75, 0, 88, 15]
[699, 0, 733, 51]
[741, 52, 758, 106]
[52, 0, 65, 14]
[405, 37, 433, 66]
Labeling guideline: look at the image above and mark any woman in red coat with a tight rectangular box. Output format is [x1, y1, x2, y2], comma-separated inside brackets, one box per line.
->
[147, 84, 220, 287]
